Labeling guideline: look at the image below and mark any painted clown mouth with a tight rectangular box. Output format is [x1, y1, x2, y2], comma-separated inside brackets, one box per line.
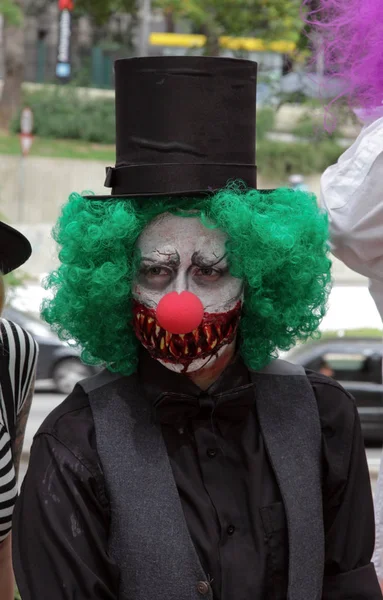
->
[133, 300, 242, 364]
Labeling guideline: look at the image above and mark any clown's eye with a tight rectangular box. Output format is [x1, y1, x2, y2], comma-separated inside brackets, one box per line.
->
[194, 267, 222, 282]
[146, 266, 171, 278]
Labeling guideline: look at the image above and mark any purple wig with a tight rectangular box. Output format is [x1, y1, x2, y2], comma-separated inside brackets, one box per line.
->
[303, 0, 383, 128]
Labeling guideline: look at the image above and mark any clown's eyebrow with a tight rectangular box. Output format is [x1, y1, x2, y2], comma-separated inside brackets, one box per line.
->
[141, 250, 180, 267]
[191, 251, 227, 268]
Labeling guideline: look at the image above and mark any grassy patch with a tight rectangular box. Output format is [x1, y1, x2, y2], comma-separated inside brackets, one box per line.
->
[0, 131, 115, 161]
[320, 328, 383, 339]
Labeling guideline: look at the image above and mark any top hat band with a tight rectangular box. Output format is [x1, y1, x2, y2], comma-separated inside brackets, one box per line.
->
[104, 163, 257, 197]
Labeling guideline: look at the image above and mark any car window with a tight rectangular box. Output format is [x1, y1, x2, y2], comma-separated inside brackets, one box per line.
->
[313, 351, 382, 384]
[3, 306, 57, 340]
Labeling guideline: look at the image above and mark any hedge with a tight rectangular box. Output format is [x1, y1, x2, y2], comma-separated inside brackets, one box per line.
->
[12, 87, 116, 144]
[256, 107, 276, 141]
[257, 139, 343, 179]
[292, 113, 342, 142]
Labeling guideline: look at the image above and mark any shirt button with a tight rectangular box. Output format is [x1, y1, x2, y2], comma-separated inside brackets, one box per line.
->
[197, 581, 210, 595]
[206, 448, 217, 458]
[227, 525, 235, 535]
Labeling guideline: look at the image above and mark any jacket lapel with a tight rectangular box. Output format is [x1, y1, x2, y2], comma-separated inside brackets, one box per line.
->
[251, 360, 324, 600]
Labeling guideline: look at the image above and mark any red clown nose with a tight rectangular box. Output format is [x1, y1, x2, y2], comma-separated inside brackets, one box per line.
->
[156, 291, 204, 334]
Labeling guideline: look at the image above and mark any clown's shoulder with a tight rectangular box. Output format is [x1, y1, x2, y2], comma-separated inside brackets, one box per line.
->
[34, 383, 90, 434]
[31, 383, 98, 467]
[305, 369, 358, 455]
[306, 369, 357, 414]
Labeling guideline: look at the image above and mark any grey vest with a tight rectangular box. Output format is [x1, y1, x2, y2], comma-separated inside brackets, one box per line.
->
[80, 359, 324, 600]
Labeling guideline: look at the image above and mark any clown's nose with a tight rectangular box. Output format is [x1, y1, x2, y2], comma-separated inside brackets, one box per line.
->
[156, 291, 204, 334]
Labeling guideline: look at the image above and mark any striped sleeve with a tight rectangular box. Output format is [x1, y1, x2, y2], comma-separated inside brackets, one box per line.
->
[0, 319, 38, 542]
[0, 318, 38, 424]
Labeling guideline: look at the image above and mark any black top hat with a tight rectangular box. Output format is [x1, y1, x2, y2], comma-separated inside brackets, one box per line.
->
[0, 221, 32, 275]
[88, 56, 258, 199]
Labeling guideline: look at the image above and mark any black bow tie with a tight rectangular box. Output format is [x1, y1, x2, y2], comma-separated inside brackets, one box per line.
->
[153, 384, 254, 427]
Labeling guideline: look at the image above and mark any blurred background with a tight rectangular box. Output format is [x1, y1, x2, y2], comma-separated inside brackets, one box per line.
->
[0, 0, 381, 493]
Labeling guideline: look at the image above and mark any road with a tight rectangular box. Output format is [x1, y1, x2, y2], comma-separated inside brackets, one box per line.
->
[19, 391, 383, 492]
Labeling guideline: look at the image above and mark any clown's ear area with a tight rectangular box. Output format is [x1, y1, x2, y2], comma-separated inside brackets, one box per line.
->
[302, 0, 383, 130]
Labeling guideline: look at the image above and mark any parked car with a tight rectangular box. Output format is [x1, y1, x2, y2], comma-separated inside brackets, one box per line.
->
[285, 337, 383, 442]
[2, 305, 99, 394]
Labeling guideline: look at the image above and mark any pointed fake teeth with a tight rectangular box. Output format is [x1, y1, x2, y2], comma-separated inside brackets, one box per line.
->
[133, 301, 241, 362]
[135, 313, 228, 359]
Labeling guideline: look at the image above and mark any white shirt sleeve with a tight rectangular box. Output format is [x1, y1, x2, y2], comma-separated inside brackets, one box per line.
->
[373, 452, 383, 580]
[322, 119, 383, 579]
[320, 117, 383, 284]
[368, 278, 383, 322]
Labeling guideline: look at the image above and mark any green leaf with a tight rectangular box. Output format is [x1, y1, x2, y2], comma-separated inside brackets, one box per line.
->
[154, 0, 303, 54]
[74, 0, 137, 25]
[0, 0, 23, 25]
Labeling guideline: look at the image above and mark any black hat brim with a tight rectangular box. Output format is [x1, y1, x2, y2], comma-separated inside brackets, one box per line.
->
[83, 189, 212, 200]
[83, 188, 276, 201]
[0, 221, 32, 275]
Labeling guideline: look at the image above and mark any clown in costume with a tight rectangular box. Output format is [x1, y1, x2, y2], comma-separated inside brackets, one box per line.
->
[13, 57, 381, 599]
[305, 0, 383, 587]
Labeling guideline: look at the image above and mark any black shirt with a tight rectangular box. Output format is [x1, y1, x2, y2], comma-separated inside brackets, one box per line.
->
[13, 354, 381, 599]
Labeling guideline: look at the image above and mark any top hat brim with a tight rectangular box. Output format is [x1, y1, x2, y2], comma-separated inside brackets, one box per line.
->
[83, 188, 276, 200]
[0, 221, 32, 275]
[83, 189, 215, 200]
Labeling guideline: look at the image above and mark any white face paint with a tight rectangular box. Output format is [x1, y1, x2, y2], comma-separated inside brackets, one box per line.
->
[132, 213, 244, 373]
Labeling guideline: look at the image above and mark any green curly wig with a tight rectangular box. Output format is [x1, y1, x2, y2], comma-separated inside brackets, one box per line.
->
[41, 184, 331, 375]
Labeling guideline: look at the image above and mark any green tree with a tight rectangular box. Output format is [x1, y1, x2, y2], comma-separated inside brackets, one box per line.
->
[154, 0, 303, 55]
[0, 0, 53, 129]
[0, 0, 137, 129]
[0, 0, 24, 128]
[74, 0, 137, 25]
[0, 0, 23, 24]
[73, 0, 138, 79]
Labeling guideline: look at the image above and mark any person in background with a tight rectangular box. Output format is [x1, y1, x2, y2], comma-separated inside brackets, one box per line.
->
[0, 221, 38, 600]
[288, 173, 310, 192]
[304, 0, 383, 589]
[318, 358, 334, 378]
[286, 162, 310, 192]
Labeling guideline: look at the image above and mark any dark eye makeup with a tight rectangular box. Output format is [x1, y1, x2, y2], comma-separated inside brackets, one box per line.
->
[140, 264, 173, 278]
[138, 261, 229, 285]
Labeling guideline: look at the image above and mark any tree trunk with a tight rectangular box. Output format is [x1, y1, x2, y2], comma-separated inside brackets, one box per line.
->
[204, 34, 220, 56]
[164, 8, 175, 33]
[0, 16, 25, 129]
[201, 25, 220, 57]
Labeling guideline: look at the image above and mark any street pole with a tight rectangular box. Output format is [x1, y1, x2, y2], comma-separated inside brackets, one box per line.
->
[18, 156, 25, 223]
[56, 0, 74, 82]
[18, 108, 34, 223]
[138, 0, 151, 57]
